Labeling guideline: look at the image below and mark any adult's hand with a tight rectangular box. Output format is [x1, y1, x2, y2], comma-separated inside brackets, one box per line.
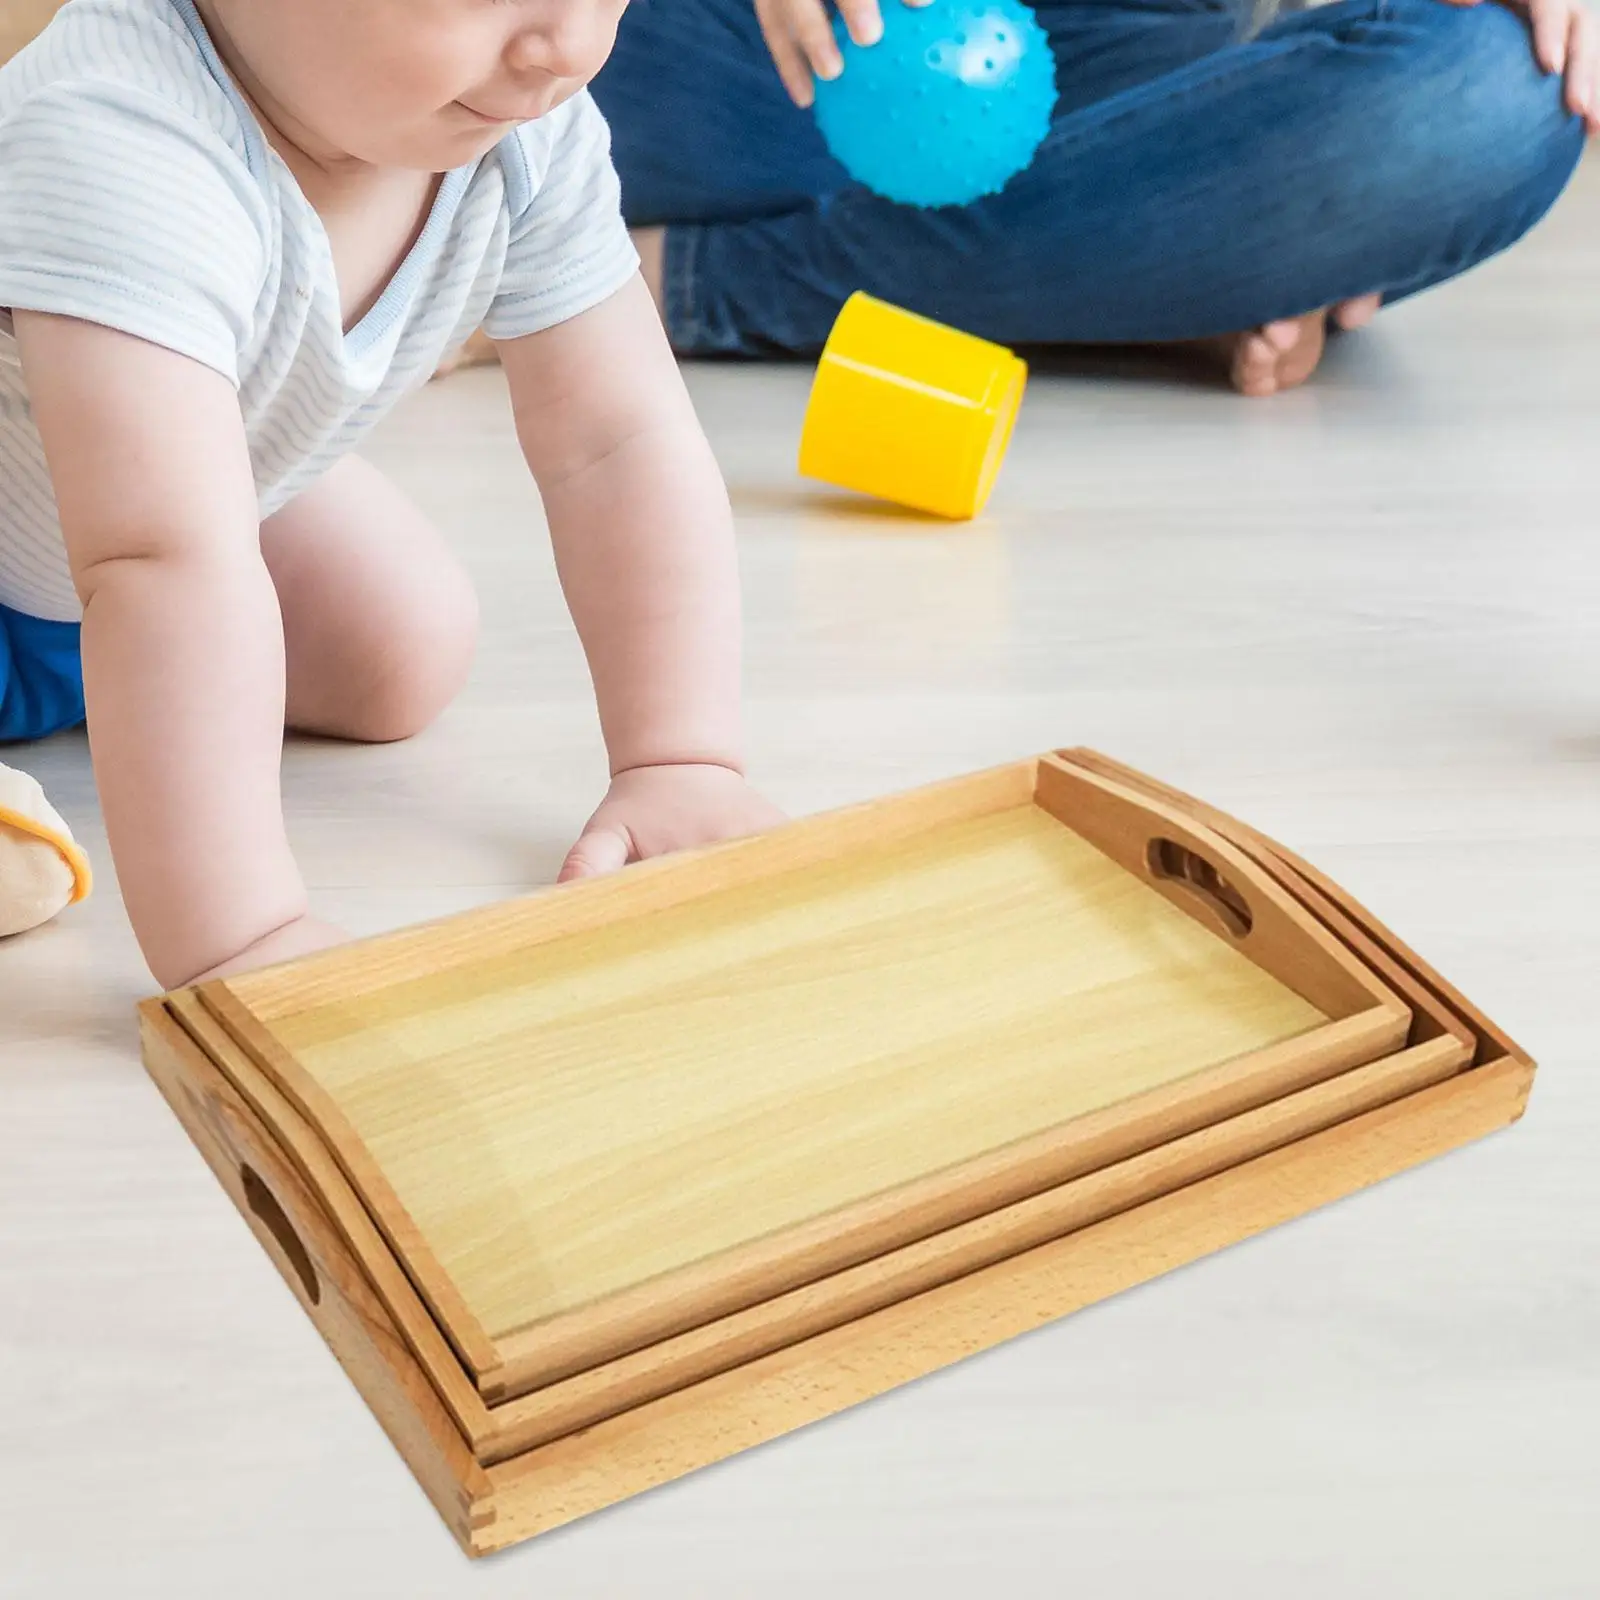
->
[755, 0, 932, 107]
[1440, 0, 1600, 131]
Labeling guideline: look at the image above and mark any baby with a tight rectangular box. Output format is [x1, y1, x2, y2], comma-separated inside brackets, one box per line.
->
[0, 0, 781, 988]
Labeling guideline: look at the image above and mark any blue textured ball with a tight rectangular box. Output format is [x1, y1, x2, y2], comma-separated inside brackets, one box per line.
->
[812, 0, 1057, 209]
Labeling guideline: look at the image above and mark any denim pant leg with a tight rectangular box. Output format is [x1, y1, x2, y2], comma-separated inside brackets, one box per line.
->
[593, 0, 1255, 224]
[594, 0, 1584, 355]
[592, 0, 849, 224]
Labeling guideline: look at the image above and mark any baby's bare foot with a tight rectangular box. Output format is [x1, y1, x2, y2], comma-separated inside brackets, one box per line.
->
[1215, 294, 1381, 397]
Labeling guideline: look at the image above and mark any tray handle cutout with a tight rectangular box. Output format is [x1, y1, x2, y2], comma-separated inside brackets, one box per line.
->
[242, 1164, 321, 1306]
[1146, 837, 1254, 940]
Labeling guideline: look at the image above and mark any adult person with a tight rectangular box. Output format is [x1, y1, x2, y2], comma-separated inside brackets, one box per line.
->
[589, 0, 1592, 394]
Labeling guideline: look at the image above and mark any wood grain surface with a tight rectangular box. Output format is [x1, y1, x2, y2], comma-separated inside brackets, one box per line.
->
[207, 801, 1373, 1363]
[159, 984, 1463, 1468]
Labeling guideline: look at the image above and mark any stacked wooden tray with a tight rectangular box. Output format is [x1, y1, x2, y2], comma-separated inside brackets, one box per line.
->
[140, 750, 1534, 1557]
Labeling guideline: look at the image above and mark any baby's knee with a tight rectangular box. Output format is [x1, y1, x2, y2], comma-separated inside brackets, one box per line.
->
[346, 568, 479, 745]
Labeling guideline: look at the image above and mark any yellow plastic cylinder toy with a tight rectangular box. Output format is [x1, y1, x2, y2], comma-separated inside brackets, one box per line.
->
[798, 292, 1027, 520]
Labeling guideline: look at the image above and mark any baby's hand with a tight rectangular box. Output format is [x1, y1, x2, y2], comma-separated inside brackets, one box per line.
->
[559, 764, 786, 882]
[755, 0, 933, 107]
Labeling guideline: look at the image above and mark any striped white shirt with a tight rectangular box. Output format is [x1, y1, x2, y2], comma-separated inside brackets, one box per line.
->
[0, 0, 638, 620]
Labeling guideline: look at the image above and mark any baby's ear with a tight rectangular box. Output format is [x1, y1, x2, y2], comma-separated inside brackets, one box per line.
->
[0, 762, 91, 938]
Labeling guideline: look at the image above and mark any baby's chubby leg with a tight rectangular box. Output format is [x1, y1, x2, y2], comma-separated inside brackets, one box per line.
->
[260, 456, 479, 744]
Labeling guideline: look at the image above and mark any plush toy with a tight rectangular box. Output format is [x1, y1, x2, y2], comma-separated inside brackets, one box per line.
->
[0, 762, 91, 937]
[812, 0, 1058, 209]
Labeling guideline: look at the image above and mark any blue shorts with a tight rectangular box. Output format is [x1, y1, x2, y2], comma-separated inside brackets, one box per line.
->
[0, 601, 85, 744]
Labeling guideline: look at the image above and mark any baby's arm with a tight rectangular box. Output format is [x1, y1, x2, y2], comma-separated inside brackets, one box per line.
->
[15, 312, 339, 987]
[498, 275, 782, 878]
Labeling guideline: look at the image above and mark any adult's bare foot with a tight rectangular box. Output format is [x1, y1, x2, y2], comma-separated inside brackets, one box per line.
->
[1213, 293, 1381, 397]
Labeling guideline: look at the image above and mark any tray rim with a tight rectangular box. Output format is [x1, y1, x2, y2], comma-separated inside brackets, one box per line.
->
[139, 1001, 496, 1539]
[220, 762, 1040, 1015]
[187, 756, 1413, 1397]
[1059, 752, 1478, 1061]
[1057, 749, 1530, 1070]
[195, 981, 505, 1382]
[164, 984, 497, 1453]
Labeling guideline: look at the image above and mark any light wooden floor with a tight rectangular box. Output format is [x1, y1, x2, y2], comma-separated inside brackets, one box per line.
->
[4, 162, 1599, 1596]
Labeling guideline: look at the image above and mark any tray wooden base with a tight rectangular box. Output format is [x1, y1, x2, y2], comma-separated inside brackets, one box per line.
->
[141, 1005, 1530, 1558]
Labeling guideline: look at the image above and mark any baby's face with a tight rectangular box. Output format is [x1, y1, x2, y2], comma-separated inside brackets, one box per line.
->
[203, 0, 629, 168]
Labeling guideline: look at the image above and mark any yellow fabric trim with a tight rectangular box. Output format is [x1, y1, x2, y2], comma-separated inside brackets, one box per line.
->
[0, 802, 92, 905]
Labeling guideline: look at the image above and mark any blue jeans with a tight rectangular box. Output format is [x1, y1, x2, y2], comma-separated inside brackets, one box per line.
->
[591, 0, 1585, 353]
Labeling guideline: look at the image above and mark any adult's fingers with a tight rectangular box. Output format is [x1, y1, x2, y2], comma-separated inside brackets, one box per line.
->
[789, 0, 845, 85]
[754, 0, 833, 107]
[836, 0, 886, 45]
[759, 0, 952, 112]
[1565, 4, 1600, 126]
[1529, 0, 1570, 73]
[771, 28, 821, 107]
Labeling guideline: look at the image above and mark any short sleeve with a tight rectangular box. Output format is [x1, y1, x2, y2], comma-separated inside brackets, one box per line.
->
[483, 91, 639, 342]
[0, 80, 268, 385]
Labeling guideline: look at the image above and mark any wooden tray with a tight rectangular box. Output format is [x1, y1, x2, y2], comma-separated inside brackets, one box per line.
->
[162, 987, 1464, 1474]
[187, 757, 1408, 1404]
[151, 756, 1468, 1472]
[139, 751, 1532, 1555]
